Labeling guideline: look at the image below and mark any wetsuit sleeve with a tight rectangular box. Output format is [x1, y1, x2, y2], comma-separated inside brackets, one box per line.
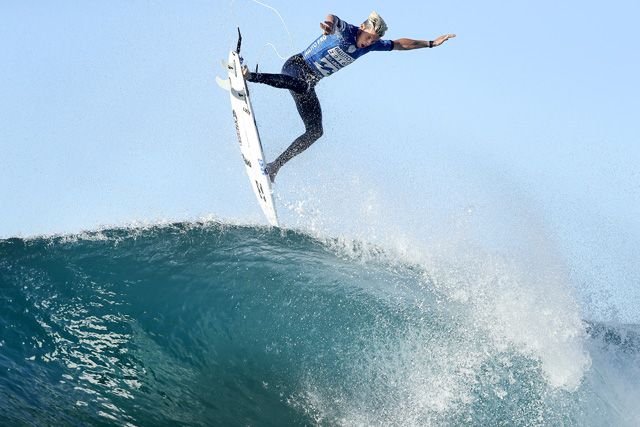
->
[332, 15, 348, 34]
[368, 39, 394, 52]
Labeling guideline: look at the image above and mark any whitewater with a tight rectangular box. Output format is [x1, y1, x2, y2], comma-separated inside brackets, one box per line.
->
[1, 220, 638, 426]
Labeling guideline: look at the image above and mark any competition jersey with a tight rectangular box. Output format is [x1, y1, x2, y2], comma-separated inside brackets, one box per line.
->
[301, 16, 394, 79]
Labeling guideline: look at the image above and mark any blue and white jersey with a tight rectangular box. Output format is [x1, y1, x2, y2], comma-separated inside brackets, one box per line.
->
[301, 16, 394, 79]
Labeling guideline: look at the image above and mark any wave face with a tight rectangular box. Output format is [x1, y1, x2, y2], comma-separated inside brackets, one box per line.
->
[1, 222, 639, 426]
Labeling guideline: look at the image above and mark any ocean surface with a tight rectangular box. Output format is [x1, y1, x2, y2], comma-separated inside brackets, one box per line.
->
[1, 221, 639, 426]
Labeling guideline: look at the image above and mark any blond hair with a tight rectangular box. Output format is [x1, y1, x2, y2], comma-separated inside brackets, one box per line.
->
[364, 11, 388, 37]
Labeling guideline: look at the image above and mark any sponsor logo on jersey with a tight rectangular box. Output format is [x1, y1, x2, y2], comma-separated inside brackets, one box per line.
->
[313, 57, 339, 77]
[312, 46, 355, 77]
[328, 47, 355, 67]
[303, 35, 327, 58]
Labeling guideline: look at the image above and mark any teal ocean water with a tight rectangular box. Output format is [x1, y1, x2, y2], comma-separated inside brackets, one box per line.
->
[1, 222, 638, 426]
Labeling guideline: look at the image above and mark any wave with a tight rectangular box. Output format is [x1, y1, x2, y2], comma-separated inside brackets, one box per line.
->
[1, 221, 638, 426]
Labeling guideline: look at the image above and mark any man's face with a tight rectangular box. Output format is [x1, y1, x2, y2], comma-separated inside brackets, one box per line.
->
[356, 25, 381, 48]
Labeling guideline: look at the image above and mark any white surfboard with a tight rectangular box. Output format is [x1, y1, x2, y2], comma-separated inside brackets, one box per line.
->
[217, 32, 279, 227]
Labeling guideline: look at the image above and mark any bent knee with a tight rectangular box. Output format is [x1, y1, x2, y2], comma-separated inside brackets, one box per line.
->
[308, 126, 323, 140]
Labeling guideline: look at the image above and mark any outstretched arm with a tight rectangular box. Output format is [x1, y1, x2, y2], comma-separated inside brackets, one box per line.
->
[393, 34, 456, 50]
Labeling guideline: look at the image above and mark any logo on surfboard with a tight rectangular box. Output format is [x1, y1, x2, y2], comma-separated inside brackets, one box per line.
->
[254, 180, 267, 202]
[232, 110, 242, 146]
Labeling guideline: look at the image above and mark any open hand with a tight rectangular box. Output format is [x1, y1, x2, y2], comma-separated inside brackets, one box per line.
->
[434, 34, 456, 47]
[320, 20, 334, 35]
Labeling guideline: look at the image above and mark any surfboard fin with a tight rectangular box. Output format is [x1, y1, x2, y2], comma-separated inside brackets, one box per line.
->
[217, 76, 246, 99]
[216, 76, 231, 92]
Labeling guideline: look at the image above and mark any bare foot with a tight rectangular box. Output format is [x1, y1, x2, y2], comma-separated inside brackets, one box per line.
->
[266, 162, 278, 183]
[241, 65, 250, 79]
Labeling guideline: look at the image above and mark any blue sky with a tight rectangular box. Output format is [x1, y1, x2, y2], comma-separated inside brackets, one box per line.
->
[1, 1, 638, 321]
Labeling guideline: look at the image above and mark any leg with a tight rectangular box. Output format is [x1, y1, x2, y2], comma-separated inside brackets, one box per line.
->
[268, 89, 323, 182]
[246, 71, 308, 94]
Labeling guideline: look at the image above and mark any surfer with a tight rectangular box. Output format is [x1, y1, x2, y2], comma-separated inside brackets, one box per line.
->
[243, 11, 455, 182]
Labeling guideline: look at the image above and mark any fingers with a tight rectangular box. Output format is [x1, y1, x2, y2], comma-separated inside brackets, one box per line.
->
[432, 34, 456, 47]
[438, 34, 456, 43]
[319, 21, 333, 34]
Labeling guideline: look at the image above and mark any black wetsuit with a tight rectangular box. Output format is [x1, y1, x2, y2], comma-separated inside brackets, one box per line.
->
[247, 54, 322, 181]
